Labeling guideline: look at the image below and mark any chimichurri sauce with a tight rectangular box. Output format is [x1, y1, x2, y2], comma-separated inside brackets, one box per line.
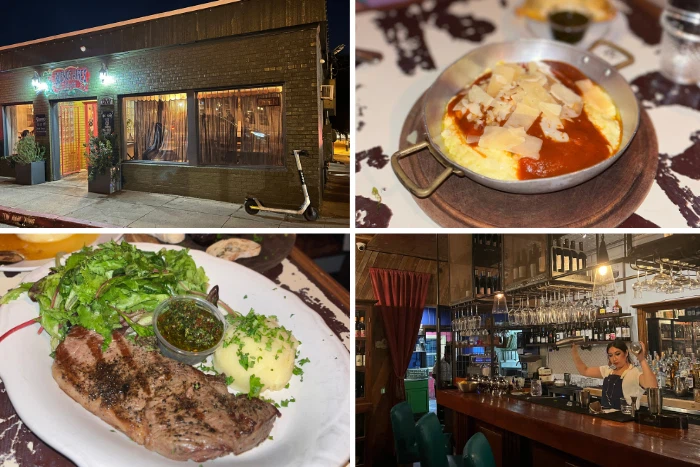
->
[157, 300, 223, 352]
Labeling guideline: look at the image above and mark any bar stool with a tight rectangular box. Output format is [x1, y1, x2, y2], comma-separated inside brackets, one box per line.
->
[390, 402, 421, 464]
[391, 402, 453, 465]
[463, 432, 496, 467]
[415, 412, 463, 467]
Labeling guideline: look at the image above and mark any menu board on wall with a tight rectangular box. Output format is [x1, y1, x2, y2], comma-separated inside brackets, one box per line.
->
[34, 114, 47, 136]
[101, 110, 114, 135]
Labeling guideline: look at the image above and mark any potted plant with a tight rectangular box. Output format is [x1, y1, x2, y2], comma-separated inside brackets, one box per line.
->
[85, 133, 120, 194]
[8, 135, 46, 185]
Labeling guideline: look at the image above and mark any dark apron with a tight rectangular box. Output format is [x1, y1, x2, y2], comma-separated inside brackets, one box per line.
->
[601, 374, 624, 409]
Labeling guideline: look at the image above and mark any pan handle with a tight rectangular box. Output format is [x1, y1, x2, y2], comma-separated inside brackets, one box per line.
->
[391, 141, 455, 198]
[588, 39, 635, 70]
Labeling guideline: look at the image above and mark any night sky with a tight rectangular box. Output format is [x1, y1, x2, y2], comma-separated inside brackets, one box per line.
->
[0, 0, 350, 54]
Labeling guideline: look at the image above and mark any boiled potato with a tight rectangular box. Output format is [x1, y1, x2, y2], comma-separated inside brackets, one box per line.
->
[213, 313, 299, 393]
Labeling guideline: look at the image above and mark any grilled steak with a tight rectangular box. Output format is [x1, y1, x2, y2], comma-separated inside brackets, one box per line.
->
[52, 326, 280, 462]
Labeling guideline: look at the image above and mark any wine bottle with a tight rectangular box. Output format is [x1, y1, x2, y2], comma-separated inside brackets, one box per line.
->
[616, 320, 622, 341]
[599, 300, 606, 315]
[578, 242, 586, 271]
[563, 239, 571, 272]
[492, 235, 499, 249]
[479, 271, 485, 296]
[553, 239, 563, 273]
[571, 242, 579, 272]
[519, 250, 527, 279]
[359, 317, 366, 338]
[486, 271, 492, 295]
[474, 269, 480, 297]
[485, 235, 491, 247]
[529, 246, 537, 278]
[513, 253, 520, 282]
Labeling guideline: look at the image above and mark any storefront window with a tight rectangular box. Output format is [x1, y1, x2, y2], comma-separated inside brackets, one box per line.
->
[123, 93, 187, 163]
[3, 104, 34, 155]
[197, 86, 284, 167]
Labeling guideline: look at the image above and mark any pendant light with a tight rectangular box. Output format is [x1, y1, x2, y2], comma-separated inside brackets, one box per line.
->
[592, 234, 617, 306]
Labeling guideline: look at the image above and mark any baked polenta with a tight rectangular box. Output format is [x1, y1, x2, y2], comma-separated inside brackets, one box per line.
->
[440, 60, 621, 181]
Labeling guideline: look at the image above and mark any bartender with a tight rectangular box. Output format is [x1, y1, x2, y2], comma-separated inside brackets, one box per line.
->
[572, 339, 658, 409]
[432, 342, 452, 387]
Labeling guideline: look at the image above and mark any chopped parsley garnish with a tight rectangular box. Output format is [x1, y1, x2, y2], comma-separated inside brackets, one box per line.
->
[243, 295, 248, 299]
[298, 357, 310, 366]
[281, 397, 296, 407]
[249, 374, 263, 399]
[225, 375, 234, 386]
[285, 383, 290, 389]
[292, 366, 303, 376]
[253, 234, 264, 243]
[268, 436, 274, 440]
[197, 363, 219, 375]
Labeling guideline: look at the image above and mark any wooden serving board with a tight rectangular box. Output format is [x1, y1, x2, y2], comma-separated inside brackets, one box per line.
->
[125, 234, 296, 274]
[398, 93, 659, 227]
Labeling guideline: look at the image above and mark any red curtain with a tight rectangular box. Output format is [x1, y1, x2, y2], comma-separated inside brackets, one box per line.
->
[370, 268, 431, 407]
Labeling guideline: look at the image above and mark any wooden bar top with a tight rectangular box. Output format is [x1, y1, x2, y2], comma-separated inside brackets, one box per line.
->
[438, 389, 700, 467]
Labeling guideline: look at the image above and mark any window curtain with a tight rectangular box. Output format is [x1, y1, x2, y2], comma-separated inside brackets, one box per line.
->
[198, 88, 283, 167]
[4, 106, 18, 155]
[369, 268, 432, 408]
[132, 96, 187, 162]
[198, 92, 238, 165]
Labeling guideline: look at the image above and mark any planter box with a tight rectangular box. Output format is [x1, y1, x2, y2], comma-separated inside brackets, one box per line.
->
[88, 171, 117, 194]
[15, 161, 46, 185]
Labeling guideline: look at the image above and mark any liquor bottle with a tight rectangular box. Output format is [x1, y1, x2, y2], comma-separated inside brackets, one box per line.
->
[513, 254, 520, 282]
[355, 316, 359, 338]
[599, 301, 606, 315]
[578, 242, 587, 271]
[529, 246, 537, 278]
[479, 271, 485, 295]
[474, 269, 480, 297]
[553, 239, 563, 273]
[529, 330, 534, 345]
[493, 273, 500, 292]
[492, 235, 499, 249]
[485, 235, 491, 247]
[616, 320, 622, 341]
[625, 321, 632, 340]
[359, 317, 366, 338]
[486, 271, 492, 295]
[613, 300, 621, 314]
[518, 250, 527, 280]
[356, 349, 363, 367]
[563, 239, 571, 272]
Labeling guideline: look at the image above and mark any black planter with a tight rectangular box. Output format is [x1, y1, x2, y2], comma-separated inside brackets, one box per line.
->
[15, 161, 46, 185]
[88, 171, 116, 194]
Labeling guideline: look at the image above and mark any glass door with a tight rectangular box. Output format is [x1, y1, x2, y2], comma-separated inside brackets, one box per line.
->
[673, 321, 693, 355]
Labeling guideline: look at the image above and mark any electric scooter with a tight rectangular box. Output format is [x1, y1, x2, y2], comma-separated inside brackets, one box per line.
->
[244, 149, 319, 221]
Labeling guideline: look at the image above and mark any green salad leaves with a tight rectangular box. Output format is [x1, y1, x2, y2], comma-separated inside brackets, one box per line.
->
[1, 241, 208, 350]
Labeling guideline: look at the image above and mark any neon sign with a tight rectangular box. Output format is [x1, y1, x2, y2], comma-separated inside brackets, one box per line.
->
[45, 66, 90, 94]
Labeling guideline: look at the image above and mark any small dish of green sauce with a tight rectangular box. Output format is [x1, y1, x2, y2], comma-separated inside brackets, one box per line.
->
[548, 10, 591, 44]
[153, 296, 226, 364]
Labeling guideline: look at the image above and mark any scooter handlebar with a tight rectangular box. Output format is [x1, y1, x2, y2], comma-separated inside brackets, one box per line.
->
[292, 150, 309, 157]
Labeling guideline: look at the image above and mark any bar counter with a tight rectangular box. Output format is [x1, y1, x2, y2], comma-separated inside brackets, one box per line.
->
[438, 389, 700, 467]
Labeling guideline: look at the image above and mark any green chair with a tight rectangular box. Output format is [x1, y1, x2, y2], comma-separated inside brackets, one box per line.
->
[415, 412, 463, 467]
[390, 402, 420, 464]
[463, 432, 496, 467]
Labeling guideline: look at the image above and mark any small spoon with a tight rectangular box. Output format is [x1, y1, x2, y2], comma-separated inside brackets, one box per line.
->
[0, 251, 25, 265]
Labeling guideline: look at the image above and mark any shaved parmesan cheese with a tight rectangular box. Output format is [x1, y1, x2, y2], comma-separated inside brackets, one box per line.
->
[520, 81, 557, 107]
[510, 135, 543, 160]
[504, 103, 540, 131]
[539, 102, 562, 119]
[551, 83, 583, 110]
[478, 126, 526, 152]
[453, 97, 470, 117]
[540, 118, 570, 143]
[466, 134, 481, 144]
[575, 79, 595, 93]
[468, 85, 494, 108]
[560, 105, 582, 120]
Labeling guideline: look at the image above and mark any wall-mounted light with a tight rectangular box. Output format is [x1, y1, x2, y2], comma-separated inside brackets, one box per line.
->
[31, 72, 48, 93]
[100, 64, 115, 85]
[80, 46, 86, 52]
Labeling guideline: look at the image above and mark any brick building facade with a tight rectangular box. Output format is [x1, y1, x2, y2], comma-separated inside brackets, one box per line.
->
[0, 0, 329, 209]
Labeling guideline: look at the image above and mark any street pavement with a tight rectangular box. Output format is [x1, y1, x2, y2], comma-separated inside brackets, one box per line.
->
[0, 173, 349, 228]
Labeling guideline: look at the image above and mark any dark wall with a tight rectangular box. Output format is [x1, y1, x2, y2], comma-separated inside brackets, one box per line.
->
[0, 0, 327, 71]
[0, 26, 325, 207]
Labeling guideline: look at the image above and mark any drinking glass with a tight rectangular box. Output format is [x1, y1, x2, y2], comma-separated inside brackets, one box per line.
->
[630, 341, 643, 354]
[531, 379, 543, 397]
[620, 398, 633, 415]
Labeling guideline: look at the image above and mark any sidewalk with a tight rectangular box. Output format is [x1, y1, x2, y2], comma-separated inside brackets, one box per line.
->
[0, 174, 349, 228]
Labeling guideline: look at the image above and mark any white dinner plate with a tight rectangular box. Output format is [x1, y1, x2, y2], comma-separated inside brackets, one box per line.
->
[0, 243, 350, 467]
[0, 234, 124, 272]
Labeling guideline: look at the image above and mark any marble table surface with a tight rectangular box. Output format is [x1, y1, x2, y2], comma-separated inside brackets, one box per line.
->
[355, 0, 700, 228]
